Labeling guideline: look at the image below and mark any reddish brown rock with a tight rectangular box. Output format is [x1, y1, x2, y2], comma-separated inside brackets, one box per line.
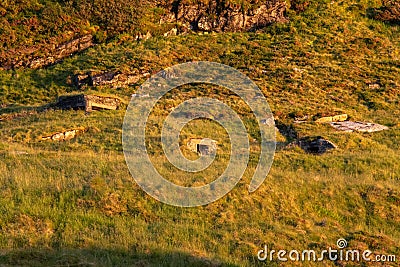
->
[161, 0, 288, 32]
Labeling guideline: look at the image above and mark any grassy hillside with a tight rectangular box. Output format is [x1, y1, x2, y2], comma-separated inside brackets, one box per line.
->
[0, 0, 399, 266]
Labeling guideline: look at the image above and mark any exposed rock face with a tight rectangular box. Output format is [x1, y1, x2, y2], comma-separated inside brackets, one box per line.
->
[330, 121, 389, 133]
[371, 0, 400, 25]
[293, 136, 337, 155]
[56, 94, 120, 112]
[161, 0, 288, 32]
[290, 0, 310, 13]
[73, 71, 149, 89]
[90, 71, 122, 87]
[1, 35, 94, 70]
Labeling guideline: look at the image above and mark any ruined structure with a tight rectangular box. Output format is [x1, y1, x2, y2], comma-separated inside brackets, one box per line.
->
[330, 121, 389, 133]
[56, 94, 120, 112]
[187, 138, 217, 156]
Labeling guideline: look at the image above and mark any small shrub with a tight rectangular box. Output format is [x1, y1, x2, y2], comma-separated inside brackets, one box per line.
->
[290, 0, 310, 13]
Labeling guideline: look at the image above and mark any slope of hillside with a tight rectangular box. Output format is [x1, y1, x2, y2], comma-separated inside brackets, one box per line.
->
[0, 0, 399, 266]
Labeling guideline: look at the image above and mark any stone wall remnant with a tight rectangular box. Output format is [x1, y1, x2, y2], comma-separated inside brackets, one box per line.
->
[56, 94, 120, 112]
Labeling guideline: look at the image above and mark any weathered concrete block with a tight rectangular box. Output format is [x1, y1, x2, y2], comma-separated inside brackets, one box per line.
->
[187, 138, 217, 156]
[330, 121, 389, 133]
[84, 95, 120, 112]
[55, 94, 120, 112]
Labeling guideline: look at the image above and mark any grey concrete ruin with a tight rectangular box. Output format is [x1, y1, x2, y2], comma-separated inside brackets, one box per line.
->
[56, 94, 120, 112]
[187, 138, 217, 156]
[330, 121, 389, 133]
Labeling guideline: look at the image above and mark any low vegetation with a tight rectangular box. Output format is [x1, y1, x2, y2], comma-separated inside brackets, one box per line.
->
[0, 0, 399, 266]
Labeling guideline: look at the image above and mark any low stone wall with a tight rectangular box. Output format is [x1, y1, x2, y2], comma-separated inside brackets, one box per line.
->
[1, 35, 94, 70]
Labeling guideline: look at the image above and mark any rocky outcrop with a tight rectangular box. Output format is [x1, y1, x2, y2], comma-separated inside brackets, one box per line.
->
[160, 0, 288, 32]
[41, 127, 87, 141]
[371, 0, 400, 25]
[1, 35, 94, 70]
[290, 0, 310, 13]
[73, 71, 150, 89]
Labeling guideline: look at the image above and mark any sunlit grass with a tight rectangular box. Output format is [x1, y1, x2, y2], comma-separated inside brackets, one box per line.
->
[0, 0, 399, 265]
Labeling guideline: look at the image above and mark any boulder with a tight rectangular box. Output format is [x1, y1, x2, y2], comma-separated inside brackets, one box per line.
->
[51, 132, 65, 141]
[371, 1, 400, 25]
[90, 71, 122, 86]
[64, 130, 77, 141]
[41, 127, 86, 142]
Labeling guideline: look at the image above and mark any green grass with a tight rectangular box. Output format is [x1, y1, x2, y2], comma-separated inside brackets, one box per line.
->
[0, 0, 399, 266]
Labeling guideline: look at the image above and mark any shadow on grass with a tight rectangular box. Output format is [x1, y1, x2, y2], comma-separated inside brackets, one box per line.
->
[0, 103, 53, 115]
[0, 65, 77, 107]
[0, 102, 57, 122]
[0, 248, 242, 267]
